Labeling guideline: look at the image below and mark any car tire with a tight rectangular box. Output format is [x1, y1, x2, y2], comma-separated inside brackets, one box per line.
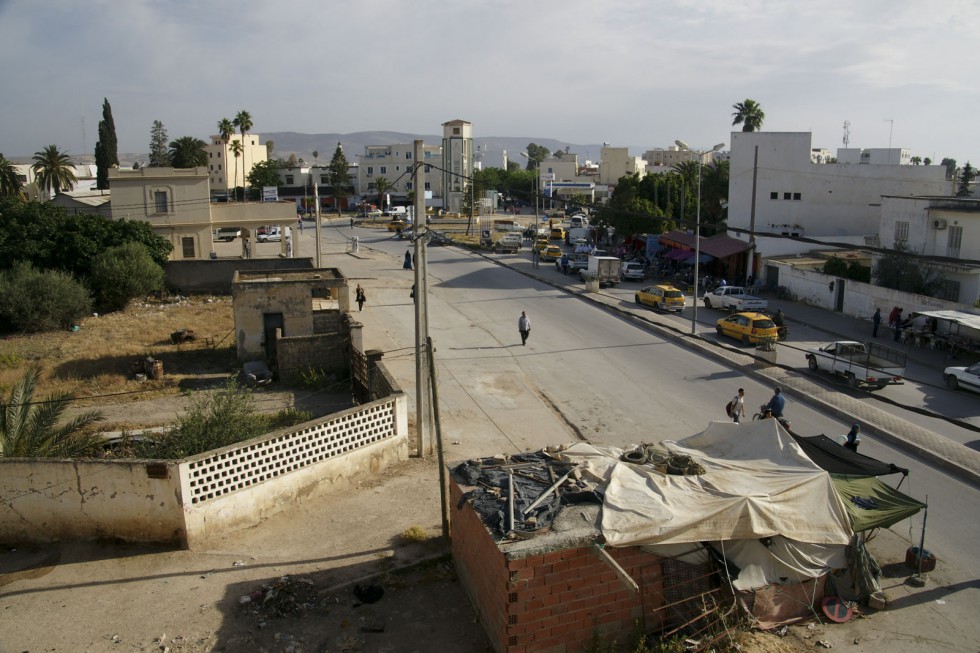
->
[807, 356, 818, 372]
[847, 372, 858, 388]
[634, 295, 640, 305]
[742, 334, 751, 345]
[655, 302, 662, 310]
[716, 326, 724, 336]
[945, 375, 959, 390]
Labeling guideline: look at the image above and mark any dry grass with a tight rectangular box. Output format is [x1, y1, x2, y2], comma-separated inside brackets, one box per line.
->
[0, 295, 237, 405]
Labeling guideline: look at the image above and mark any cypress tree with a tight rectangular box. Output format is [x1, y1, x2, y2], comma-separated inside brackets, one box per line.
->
[95, 98, 119, 190]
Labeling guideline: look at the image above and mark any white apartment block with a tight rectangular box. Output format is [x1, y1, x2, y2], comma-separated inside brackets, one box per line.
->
[356, 143, 442, 207]
[837, 147, 912, 166]
[728, 132, 950, 271]
[205, 133, 268, 194]
[442, 119, 474, 213]
[598, 146, 646, 186]
[878, 195, 980, 304]
[642, 146, 710, 169]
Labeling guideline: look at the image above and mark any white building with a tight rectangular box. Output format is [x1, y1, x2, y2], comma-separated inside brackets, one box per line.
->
[878, 195, 980, 304]
[205, 133, 268, 196]
[356, 142, 442, 209]
[598, 146, 646, 187]
[836, 147, 912, 166]
[727, 132, 951, 276]
[442, 119, 474, 214]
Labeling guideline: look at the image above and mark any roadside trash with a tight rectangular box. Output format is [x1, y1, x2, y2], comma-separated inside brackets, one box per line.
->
[353, 583, 384, 605]
[239, 576, 319, 620]
[233, 560, 247, 567]
[816, 640, 832, 648]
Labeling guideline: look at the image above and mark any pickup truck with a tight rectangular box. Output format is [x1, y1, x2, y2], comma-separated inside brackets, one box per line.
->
[805, 341, 907, 389]
[703, 286, 768, 312]
[494, 233, 522, 253]
[580, 255, 621, 288]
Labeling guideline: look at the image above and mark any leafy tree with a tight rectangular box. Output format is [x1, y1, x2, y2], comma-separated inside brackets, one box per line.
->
[0, 366, 104, 458]
[265, 140, 275, 157]
[924, 157, 932, 166]
[956, 161, 976, 197]
[910, 156, 922, 166]
[823, 257, 871, 283]
[940, 158, 957, 179]
[148, 120, 171, 167]
[88, 242, 165, 312]
[0, 154, 24, 198]
[247, 159, 281, 190]
[169, 136, 207, 168]
[327, 142, 351, 214]
[31, 145, 77, 196]
[94, 98, 119, 190]
[524, 143, 550, 170]
[0, 262, 92, 333]
[731, 99, 765, 132]
[0, 197, 172, 280]
[872, 242, 943, 296]
[506, 160, 521, 172]
[285, 153, 298, 167]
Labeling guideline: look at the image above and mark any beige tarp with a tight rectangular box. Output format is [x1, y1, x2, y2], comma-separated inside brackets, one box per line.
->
[558, 420, 854, 549]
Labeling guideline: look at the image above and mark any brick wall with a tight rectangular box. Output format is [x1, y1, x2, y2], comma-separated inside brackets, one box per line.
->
[451, 477, 665, 653]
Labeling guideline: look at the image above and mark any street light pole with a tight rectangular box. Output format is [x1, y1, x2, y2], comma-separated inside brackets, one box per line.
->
[675, 140, 725, 335]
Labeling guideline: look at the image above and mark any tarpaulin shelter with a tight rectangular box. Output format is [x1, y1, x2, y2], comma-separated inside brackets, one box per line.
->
[791, 434, 908, 479]
[830, 475, 926, 532]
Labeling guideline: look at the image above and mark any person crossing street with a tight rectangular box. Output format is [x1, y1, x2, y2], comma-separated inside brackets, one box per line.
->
[518, 311, 531, 346]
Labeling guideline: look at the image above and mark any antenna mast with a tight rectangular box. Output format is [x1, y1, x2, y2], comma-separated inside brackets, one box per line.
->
[842, 121, 851, 148]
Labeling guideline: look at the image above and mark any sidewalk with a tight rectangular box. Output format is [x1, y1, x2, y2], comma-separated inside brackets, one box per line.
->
[492, 250, 980, 489]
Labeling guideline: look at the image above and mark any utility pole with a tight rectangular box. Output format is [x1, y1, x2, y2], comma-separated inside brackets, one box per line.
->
[413, 140, 434, 456]
[313, 168, 321, 267]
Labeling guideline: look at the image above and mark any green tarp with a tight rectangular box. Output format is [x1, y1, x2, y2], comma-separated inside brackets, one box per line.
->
[831, 474, 926, 532]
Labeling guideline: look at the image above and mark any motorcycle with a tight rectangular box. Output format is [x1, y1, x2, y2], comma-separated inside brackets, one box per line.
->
[752, 404, 792, 431]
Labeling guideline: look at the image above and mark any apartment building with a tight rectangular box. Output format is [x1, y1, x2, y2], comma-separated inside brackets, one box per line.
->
[205, 133, 268, 196]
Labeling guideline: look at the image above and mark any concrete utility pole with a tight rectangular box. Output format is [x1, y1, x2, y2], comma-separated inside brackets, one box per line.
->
[313, 169, 322, 267]
[413, 140, 434, 456]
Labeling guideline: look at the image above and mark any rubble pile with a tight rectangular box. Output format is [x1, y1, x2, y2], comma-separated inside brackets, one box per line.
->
[452, 451, 602, 540]
[238, 575, 321, 621]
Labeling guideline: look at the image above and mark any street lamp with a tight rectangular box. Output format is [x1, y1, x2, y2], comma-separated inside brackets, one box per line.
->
[675, 140, 725, 335]
[519, 152, 540, 219]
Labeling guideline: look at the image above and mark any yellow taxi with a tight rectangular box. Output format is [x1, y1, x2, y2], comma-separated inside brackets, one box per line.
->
[716, 312, 778, 345]
[634, 285, 686, 312]
[533, 238, 550, 252]
[550, 226, 566, 240]
[540, 245, 563, 261]
[387, 219, 408, 232]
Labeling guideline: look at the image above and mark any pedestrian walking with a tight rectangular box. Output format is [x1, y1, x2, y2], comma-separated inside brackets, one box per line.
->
[843, 423, 862, 452]
[518, 311, 531, 346]
[728, 388, 746, 423]
[298, 216, 304, 233]
[355, 285, 366, 311]
[350, 217, 355, 229]
[531, 247, 539, 268]
[872, 307, 881, 338]
[403, 249, 413, 270]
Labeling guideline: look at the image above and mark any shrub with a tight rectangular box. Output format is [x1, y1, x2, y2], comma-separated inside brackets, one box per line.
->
[88, 242, 165, 312]
[0, 262, 92, 333]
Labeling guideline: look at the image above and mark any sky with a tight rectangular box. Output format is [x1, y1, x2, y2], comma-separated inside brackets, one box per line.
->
[2, 0, 978, 165]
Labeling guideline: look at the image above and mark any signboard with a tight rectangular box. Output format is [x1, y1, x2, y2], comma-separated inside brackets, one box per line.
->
[262, 186, 278, 202]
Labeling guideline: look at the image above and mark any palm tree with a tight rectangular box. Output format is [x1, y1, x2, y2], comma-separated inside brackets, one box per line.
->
[0, 154, 24, 198]
[233, 110, 253, 198]
[373, 176, 393, 211]
[731, 99, 765, 132]
[230, 140, 243, 200]
[217, 118, 235, 197]
[169, 136, 208, 168]
[1, 367, 104, 458]
[31, 145, 77, 197]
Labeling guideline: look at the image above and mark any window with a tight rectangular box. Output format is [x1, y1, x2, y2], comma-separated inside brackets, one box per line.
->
[453, 127, 460, 135]
[424, 165, 431, 173]
[320, 175, 328, 184]
[770, 192, 778, 200]
[209, 152, 213, 158]
[407, 182, 413, 190]
[783, 192, 791, 200]
[380, 166, 387, 174]
[947, 225, 963, 257]
[181, 237, 195, 258]
[793, 192, 801, 200]
[406, 152, 412, 159]
[218, 164, 221, 171]
[154, 190, 169, 213]
[285, 175, 294, 184]
[894, 221, 910, 244]
[424, 182, 431, 190]
[367, 166, 373, 175]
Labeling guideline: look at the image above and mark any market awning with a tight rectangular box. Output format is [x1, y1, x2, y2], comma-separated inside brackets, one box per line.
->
[659, 230, 751, 259]
[791, 434, 908, 477]
[830, 475, 926, 532]
[911, 310, 980, 331]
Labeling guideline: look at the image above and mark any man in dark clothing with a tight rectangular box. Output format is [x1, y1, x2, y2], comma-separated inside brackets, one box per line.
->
[872, 308, 881, 338]
[765, 387, 785, 418]
[843, 424, 862, 452]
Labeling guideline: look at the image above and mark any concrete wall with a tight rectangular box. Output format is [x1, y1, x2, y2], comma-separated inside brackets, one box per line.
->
[0, 459, 185, 545]
[276, 332, 349, 383]
[766, 261, 974, 320]
[165, 258, 314, 294]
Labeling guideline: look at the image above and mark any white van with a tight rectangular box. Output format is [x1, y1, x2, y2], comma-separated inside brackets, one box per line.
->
[386, 206, 408, 217]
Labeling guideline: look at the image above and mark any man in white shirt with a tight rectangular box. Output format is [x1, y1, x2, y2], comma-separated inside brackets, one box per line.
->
[730, 388, 746, 423]
[518, 311, 531, 346]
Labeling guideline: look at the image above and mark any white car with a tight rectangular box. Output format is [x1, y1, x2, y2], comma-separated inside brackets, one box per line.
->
[620, 261, 645, 281]
[943, 363, 980, 392]
[257, 226, 291, 242]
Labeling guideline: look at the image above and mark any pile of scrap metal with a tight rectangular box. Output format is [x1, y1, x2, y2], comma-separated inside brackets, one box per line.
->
[452, 451, 603, 541]
[620, 443, 706, 475]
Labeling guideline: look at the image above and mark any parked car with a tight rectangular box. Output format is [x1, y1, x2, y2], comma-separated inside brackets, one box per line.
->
[620, 261, 645, 281]
[540, 245, 563, 261]
[944, 363, 980, 392]
[257, 226, 291, 242]
[807, 340, 907, 389]
[635, 285, 685, 312]
[533, 238, 550, 252]
[716, 312, 778, 345]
